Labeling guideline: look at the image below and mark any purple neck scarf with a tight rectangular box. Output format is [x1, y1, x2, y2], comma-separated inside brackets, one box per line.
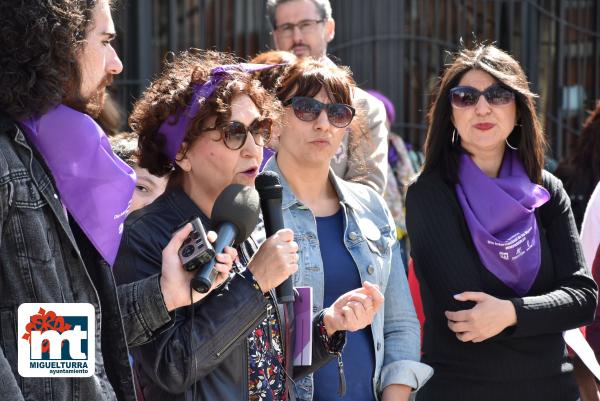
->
[456, 150, 550, 295]
[159, 63, 284, 161]
[19, 105, 135, 266]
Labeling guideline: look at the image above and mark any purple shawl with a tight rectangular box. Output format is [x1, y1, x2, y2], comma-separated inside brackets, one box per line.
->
[456, 150, 550, 295]
[19, 105, 135, 266]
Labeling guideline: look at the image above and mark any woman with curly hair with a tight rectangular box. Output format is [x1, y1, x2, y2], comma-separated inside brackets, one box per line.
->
[113, 49, 383, 401]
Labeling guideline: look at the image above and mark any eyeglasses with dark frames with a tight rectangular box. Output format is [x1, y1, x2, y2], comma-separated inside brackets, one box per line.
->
[274, 19, 325, 38]
[201, 118, 272, 150]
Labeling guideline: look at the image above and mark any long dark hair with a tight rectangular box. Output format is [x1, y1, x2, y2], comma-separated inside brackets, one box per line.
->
[0, 0, 101, 119]
[422, 44, 547, 184]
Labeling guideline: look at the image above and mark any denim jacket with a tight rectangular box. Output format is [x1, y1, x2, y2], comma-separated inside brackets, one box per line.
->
[0, 116, 170, 401]
[264, 157, 432, 400]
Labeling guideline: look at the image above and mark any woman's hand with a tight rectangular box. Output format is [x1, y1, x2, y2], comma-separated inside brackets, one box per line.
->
[323, 281, 384, 336]
[160, 223, 237, 311]
[246, 228, 298, 293]
[445, 291, 517, 343]
[381, 384, 412, 401]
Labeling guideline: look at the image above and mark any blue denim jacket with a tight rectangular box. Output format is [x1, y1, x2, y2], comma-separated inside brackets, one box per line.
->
[264, 157, 432, 400]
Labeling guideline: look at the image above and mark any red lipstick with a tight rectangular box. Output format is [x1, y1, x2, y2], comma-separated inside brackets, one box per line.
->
[474, 123, 495, 131]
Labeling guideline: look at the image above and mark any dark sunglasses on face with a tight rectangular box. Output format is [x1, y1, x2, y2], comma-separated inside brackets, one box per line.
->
[284, 97, 355, 128]
[202, 118, 272, 150]
[449, 84, 515, 108]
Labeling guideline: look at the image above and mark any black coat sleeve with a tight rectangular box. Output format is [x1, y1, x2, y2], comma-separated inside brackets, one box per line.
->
[508, 172, 597, 337]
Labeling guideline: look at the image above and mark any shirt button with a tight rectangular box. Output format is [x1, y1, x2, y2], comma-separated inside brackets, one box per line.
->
[367, 265, 375, 275]
[349, 232, 358, 240]
[377, 342, 381, 351]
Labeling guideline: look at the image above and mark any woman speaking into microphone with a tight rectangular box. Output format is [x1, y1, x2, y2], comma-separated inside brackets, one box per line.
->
[113, 50, 382, 401]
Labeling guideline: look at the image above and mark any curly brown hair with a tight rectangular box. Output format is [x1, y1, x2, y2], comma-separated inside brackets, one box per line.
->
[130, 49, 282, 183]
[249, 50, 297, 93]
[108, 132, 138, 167]
[0, 0, 103, 120]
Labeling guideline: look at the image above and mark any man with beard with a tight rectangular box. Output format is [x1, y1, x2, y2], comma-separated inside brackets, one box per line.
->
[0, 1, 235, 400]
[266, 0, 389, 194]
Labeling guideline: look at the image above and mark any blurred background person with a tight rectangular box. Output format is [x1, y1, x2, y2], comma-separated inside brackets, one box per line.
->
[250, 50, 298, 95]
[406, 44, 597, 401]
[109, 132, 168, 212]
[114, 49, 383, 401]
[249, 49, 298, 169]
[580, 182, 600, 399]
[555, 101, 600, 230]
[581, 182, 600, 273]
[96, 93, 124, 136]
[264, 57, 431, 401]
[367, 89, 416, 269]
[266, 0, 389, 195]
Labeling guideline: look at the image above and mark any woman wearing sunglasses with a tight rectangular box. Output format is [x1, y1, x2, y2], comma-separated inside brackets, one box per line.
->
[113, 50, 381, 401]
[405, 44, 597, 401]
[263, 58, 432, 401]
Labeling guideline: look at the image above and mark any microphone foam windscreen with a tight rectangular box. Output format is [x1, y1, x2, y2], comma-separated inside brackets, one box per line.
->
[255, 171, 282, 200]
[211, 184, 260, 245]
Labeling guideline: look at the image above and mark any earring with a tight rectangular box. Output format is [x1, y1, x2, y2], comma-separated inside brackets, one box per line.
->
[506, 123, 520, 150]
[451, 128, 460, 146]
[505, 138, 518, 150]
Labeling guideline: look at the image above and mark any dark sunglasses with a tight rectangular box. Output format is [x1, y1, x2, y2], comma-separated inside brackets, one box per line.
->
[449, 84, 515, 108]
[284, 97, 355, 128]
[202, 118, 272, 150]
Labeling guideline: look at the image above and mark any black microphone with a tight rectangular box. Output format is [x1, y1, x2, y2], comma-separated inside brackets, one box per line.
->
[191, 184, 260, 293]
[256, 171, 295, 304]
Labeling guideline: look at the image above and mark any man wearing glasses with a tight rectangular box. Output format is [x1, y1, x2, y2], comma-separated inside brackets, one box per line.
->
[266, 0, 390, 195]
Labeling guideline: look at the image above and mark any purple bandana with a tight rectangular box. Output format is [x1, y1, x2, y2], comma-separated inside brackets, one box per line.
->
[159, 63, 284, 161]
[456, 150, 550, 295]
[19, 105, 135, 266]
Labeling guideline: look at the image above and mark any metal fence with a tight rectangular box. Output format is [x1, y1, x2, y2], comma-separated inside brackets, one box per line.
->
[113, 0, 600, 160]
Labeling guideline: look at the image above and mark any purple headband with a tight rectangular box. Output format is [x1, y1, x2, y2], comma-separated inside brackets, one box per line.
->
[159, 63, 284, 161]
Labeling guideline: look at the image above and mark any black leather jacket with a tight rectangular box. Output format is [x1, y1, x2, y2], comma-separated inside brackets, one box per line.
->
[114, 187, 341, 401]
